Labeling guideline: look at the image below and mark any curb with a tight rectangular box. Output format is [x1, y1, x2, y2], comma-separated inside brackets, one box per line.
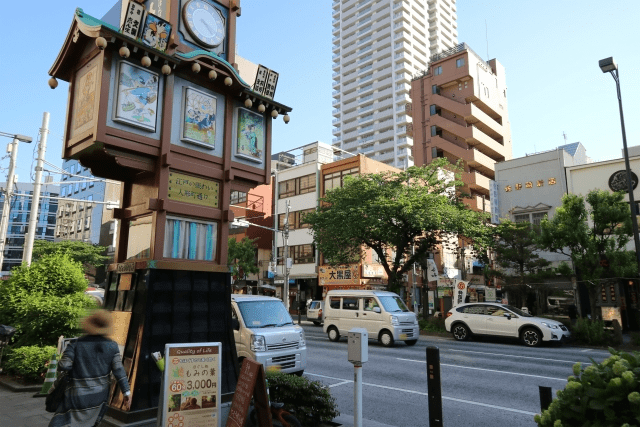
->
[0, 377, 43, 393]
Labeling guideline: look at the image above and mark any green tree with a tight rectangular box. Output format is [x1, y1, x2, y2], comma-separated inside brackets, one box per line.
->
[305, 159, 492, 292]
[539, 190, 636, 317]
[0, 253, 95, 346]
[227, 237, 259, 281]
[490, 220, 553, 313]
[32, 240, 108, 279]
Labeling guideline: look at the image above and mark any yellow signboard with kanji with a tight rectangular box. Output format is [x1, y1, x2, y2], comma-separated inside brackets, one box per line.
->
[319, 264, 360, 286]
[168, 171, 220, 208]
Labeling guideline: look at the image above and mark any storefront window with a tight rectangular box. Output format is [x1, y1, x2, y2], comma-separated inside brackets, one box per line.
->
[163, 216, 217, 261]
[127, 216, 152, 260]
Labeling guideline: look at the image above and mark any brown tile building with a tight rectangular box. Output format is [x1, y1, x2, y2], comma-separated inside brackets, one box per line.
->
[409, 43, 512, 212]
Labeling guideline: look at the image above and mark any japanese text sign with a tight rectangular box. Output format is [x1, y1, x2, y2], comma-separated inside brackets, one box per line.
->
[168, 171, 220, 208]
[122, 1, 144, 39]
[160, 343, 221, 427]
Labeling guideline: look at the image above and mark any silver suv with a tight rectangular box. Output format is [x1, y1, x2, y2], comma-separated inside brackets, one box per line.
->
[307, 300, 324, 325]
[444, 303, 571, 347]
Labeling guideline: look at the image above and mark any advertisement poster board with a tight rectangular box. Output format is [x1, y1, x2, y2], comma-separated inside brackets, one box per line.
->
[485, 287, 496, 303]
[428, 291, 435, 310]
[160, 343, 221, 427]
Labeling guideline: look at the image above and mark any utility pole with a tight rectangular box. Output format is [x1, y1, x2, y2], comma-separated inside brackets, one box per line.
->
[0, 139, 21, 271]
[283, 200, 291, 311]
[23, 112, 50, 265]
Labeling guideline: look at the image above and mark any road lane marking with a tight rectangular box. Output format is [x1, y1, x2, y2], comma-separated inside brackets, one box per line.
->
[581, 349, 592, 352]
[397, 358, 567, 381]
[328, 380, 352, 388]
[305, 373, 537, 416]
[445, 349, 589, 365]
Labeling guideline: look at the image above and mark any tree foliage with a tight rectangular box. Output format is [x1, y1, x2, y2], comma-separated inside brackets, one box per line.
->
[32, 240, 108, 277]
[227, 237, 259, 281]
[305, 159, 491, 292]
[489, 220, 553, 312]
[538, 190, 637, 317]
[0, 253, 95, 346]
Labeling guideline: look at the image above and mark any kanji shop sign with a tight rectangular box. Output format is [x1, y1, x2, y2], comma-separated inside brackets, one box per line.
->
[168, 171, 220, 209]
[159, 343, 222, 427]
[319, 264, 360, 286]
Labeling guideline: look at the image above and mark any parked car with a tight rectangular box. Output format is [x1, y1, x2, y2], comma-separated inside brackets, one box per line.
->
[307, 300, 324, 325]
[85, 287, 105, 306]
[231, 294, 307, 376]
[323, 290, 419, 347]
[444, 303, 571, 347]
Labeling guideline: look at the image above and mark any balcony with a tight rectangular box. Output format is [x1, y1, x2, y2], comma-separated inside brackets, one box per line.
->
[463, 171, 491, 194]
[430, 136, 495, 176]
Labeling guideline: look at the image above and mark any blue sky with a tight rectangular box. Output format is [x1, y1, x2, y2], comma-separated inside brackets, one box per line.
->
[0, 0, 638, 185]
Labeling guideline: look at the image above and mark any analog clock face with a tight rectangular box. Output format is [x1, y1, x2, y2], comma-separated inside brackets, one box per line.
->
[183, 0, 226, 48]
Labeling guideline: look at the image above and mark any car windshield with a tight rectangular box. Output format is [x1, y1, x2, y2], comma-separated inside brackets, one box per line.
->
[237, 301, 294, 328]
[502, 305, 533, 317]
[378, 296, 410, 312]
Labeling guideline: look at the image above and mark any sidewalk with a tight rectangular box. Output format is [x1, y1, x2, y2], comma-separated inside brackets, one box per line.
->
[0, 380, 52, 427]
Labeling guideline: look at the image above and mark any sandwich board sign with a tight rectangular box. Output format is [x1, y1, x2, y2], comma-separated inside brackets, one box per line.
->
[159, 342, 222, 427]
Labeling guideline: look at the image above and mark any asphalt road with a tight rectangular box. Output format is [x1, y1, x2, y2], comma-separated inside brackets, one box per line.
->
[300, 321, 612, 427]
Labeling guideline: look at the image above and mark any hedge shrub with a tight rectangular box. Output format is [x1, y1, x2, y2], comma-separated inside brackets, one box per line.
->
[2, 345, 57, 383]
[534, 348, 640, 426]
[572, 318, 617, 347]
[0, 253, 95, 347]
[266, 371, 339, 426]
[419, 317, 447, 333]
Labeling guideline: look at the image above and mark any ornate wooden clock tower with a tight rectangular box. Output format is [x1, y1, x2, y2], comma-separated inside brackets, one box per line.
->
[48, 0, 291, 421]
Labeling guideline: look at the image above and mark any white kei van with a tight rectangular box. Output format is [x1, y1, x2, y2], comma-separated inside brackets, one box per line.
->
[323, 290, 420, 347]
[231, 295, 307, 375]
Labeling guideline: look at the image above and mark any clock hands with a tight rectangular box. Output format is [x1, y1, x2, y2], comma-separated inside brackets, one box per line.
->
[199, 18, 215, 36]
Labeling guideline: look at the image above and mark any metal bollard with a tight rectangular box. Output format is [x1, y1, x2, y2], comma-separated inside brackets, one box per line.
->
[539, 386, 553, 412]
[426, 346, 443, 427]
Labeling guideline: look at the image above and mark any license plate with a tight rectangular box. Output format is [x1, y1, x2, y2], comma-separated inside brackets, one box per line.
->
[399, 334, 407, 340]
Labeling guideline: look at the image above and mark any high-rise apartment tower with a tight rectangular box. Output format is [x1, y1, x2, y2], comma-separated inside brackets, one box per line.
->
[332, 0, 458, 168]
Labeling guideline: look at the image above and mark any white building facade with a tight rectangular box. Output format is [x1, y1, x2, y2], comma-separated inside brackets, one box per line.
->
[331, 0, 458, 168]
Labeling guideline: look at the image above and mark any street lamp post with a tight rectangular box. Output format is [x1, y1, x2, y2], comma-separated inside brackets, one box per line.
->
[599, 57, 640, 275]
[0, 132, 32, 272]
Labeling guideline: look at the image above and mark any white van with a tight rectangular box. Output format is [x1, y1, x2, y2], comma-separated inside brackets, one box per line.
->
[231, 295, 307, 375]
[323, 290, 420, 347]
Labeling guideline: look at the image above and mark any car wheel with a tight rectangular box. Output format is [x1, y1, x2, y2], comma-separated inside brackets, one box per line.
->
[405, 339, 418, 346]
[379, 330, 394, 347]
[452, 323, 470, 341]
[521, 327, 542, 347]
[327, 326, 340, 342]
[313, 321, 321, 326]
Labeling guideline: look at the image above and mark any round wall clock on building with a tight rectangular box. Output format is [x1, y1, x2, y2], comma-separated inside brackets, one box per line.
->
[183, 0, 226, 48]
[609, 170, 638, 192]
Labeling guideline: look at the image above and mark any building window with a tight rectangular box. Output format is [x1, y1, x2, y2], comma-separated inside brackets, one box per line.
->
[163, 216, 217, 261]
[89, 180, 94, 188]
[230, 191, 247, 204]
[74, 183, 79, 193]
[61, 187, 67, 197]
[513, 211, 548, 232]
[431, 125, 437, 137]
[456, 58, 465, 68]
[278, 244, 315, 265]
[278, 208, 315, 231]
[323, 168, 359, 194]
[85, 216, 91, 229]
[279, 174, 316, 199]
[431, 85, 439, 94]
[81, 181, 87, 190]
[429, 105, 437, 116]
[434, 66, 442, 75]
